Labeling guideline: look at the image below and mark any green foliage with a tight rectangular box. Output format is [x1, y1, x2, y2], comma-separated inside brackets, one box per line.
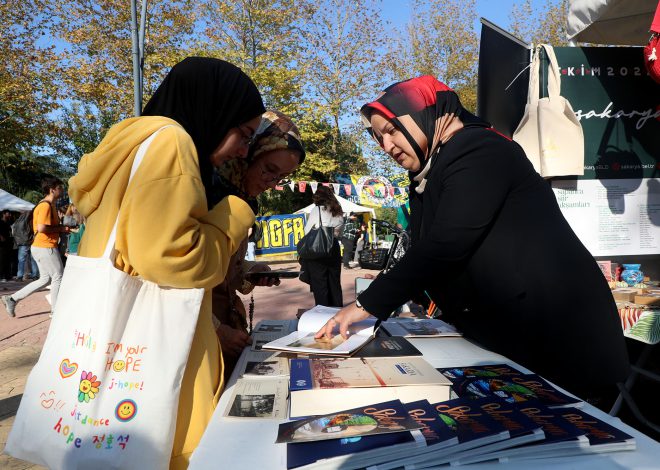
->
[509, 0, 569, 47]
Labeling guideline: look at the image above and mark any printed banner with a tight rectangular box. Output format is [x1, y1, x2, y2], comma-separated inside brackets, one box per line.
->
[552, 178, 660, 256]
[255, 213, 306, 256]
[336, 174, 409, 208]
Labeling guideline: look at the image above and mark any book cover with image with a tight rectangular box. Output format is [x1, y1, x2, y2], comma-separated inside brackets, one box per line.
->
[286, 429, 420, 469]
[454, 374, 582, 408]
[437, 363, 524, 384]
[376, 397, 512, 470]
[454, 401, 589, 465]
[223, 378, 288, 419]
[276, 399, 421, 444]
[237, 350, 289, 378]
[289, 357, 451, 418]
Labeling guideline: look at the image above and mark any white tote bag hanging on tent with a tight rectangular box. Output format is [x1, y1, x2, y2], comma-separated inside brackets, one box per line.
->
[513, 44, 584, 178]
[5, 126, 204, 470]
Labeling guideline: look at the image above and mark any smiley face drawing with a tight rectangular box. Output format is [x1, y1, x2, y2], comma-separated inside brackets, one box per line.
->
[78, 371, 101, 403]
[115, 399, 138, 422]
[112, 360, 126, 372]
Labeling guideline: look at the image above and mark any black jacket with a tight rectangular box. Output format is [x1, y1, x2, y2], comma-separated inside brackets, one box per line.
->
[359, 127, 629, 395]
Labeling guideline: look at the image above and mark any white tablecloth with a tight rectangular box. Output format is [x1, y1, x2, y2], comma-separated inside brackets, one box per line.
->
[190, 336, 660, 469]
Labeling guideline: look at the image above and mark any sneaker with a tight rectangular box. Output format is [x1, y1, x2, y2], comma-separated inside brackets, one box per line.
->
[2, 295, 17, 317]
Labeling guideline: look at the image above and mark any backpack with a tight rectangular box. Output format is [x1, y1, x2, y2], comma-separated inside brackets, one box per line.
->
[11, 201, 48, 246]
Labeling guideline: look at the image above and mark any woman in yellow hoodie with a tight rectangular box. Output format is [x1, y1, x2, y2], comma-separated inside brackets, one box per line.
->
[68, 57, 265, 468]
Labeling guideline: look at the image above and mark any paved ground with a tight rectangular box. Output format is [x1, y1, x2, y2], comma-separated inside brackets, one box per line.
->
[1, 262, 658, 468]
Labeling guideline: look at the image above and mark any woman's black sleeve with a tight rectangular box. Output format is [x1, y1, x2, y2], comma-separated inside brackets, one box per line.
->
[358, 142, 514, 320]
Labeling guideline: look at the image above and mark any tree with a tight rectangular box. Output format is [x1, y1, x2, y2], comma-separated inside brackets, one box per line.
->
[300, 0, 388, 157]
[197, 0, 309, 113]
[384, 0, 480, 112]
[50, 0, 198, 118]
[509, 0, 569, 47]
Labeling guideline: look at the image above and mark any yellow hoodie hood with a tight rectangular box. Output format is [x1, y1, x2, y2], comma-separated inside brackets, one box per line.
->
[69, 116, 181, 218]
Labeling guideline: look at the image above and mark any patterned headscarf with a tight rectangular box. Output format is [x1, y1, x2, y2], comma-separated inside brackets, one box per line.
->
[210, 110, 304, 209]
[360, 75, 489, 193]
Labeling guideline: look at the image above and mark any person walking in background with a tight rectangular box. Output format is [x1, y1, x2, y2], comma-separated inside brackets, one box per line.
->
[353, 219, 368, 264]
[0, 210, 14, 281]
[13, 210, 39, 282]
[340, 214, 358, 269]
[302, 186, 344, 307]
[2, 175, 70, 317]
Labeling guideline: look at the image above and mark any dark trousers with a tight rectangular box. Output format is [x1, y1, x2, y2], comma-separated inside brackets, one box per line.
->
[306, 242, 343, 307]
[0, 245, 12, 279]
[341, 237, 355, 267]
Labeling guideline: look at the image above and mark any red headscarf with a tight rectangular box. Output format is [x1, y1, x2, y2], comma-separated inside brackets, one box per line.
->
[361, 76, 489, 192]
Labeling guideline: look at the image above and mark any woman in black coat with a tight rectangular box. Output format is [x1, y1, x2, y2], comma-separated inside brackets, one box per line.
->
[316, 75, 629, 398]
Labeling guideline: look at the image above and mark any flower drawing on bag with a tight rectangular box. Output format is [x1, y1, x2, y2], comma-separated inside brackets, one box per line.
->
[78, 371, 101, 403]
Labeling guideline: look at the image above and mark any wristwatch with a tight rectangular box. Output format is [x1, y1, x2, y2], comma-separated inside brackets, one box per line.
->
[355, 299, 364, 310]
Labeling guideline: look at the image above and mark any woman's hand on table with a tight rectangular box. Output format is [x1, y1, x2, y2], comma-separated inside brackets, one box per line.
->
[314, 302, 372, 340]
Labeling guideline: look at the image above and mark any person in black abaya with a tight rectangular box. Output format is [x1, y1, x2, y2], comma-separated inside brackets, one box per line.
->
[316, 75, 629, 400]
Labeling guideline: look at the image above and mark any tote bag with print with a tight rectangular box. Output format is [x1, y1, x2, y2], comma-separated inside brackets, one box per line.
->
[513, 44, 584, 178]
[5, 127, 203, 470]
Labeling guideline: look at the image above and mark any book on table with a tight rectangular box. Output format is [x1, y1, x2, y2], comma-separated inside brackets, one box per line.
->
[222, 377, 288, 419]
[276, 399, 422, 444]
[453, 373, 583, 408]
[457, 403, 636, 465]
[262, 305, 377, 356]
[289, 356, 452, 418]
[372, 396, 515, 470]
[437, 363, 525, 383]
[319, 335, 422, 359]
[252, 319, 297, 335]
[235, 350, 290, 379]
[380, 317, 462, 337]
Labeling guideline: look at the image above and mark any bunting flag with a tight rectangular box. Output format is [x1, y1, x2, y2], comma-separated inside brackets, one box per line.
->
[298, 181, 307, 193]
[275, 185, 284, 191]
[288, 181, 295, 192]
[310, 182, 318, 193]
[321, 182, 331, 187]
[332, 183, 340, 195]
[344, 184, 352, 195]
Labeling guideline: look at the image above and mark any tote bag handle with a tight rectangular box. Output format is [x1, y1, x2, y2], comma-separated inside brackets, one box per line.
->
[542, 44, 562, 98]
[102, 125, 174, 260]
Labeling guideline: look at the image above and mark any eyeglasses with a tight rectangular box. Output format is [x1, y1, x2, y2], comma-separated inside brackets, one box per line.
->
[258, 160, 290, 185]
[239, 126, 257, 147]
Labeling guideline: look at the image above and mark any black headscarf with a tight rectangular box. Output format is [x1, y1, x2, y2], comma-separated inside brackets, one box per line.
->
[143, 57, 265, 203]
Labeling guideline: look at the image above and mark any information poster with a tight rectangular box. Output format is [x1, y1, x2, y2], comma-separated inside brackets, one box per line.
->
[552, 179, 660, 256]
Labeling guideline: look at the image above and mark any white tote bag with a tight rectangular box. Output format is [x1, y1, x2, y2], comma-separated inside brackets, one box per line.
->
[513, 44, 585, 177]
[5, 127, 204, 470]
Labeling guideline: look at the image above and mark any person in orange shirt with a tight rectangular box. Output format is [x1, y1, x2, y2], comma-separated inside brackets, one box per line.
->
[2, 175, 70, 317]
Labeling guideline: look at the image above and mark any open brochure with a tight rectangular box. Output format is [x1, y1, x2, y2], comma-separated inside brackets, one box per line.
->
[262, 305, 377, 356]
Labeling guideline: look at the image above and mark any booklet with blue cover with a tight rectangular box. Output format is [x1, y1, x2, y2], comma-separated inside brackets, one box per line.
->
[276, 399, 421, 444]
[454, 373, 582, 408]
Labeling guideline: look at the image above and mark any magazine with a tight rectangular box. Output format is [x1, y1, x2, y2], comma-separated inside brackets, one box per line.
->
[223, 378, 288, 419]
[252, 319, 297, 335]
[454, 374, 582, 408]
[289, 357, 452, 418]
[380, 317, 462, 337]
[262, 305, 378, 356]
[276, 399, 421, 444]
[236, 350, 289, 379]
[437, 363, 525, 384]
